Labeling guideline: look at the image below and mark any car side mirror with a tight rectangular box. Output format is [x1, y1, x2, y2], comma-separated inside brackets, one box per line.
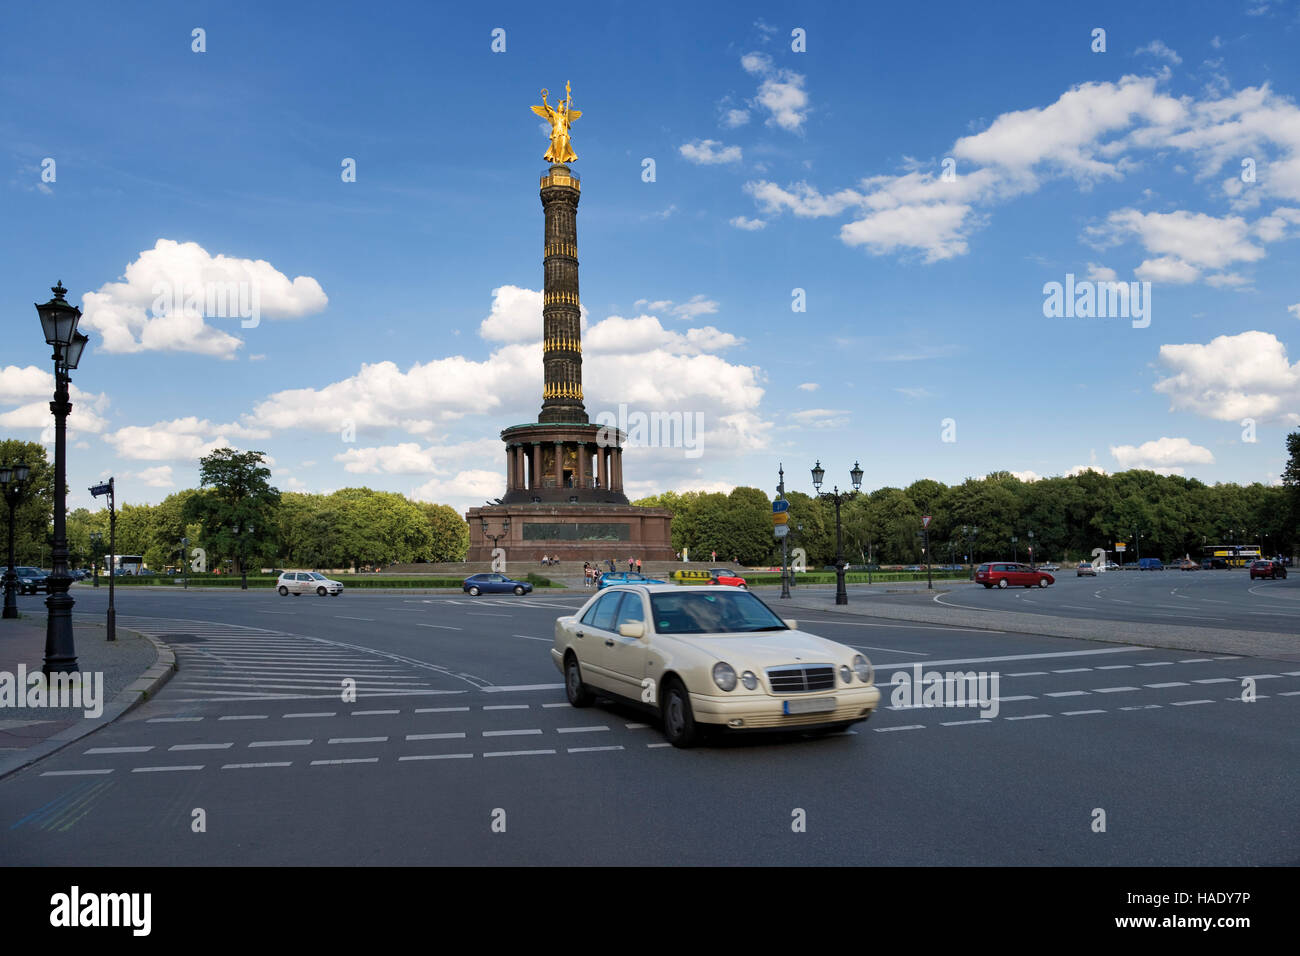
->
[618, 621, 646, 639]
[782, 619, 797, 630]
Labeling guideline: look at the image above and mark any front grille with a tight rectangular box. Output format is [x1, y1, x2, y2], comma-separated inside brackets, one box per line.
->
[766, 664, 836, 694]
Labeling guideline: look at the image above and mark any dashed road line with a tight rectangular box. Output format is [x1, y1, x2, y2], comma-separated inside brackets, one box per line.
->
[133, 765, 204, 773]
[399, 753, 473, 761]
[483, 749, 555, 758]
[406, 732, 466, 741]
[248, 739, 312, 748]
[222, 762, 292, 769]
[312, 758, 379, 766]
[568, 745, 624, 753]
[482, 729, 543, 737]
[556, 726, 609, 734]
[875, 724, 925, 733]
[41, 769, 113, 777]
[85, 746, 152, 754]
[328, 736, 388, 744]
[169, 743, 232, 751]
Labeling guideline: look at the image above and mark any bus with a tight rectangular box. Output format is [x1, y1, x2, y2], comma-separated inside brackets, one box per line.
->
[1201, 544, 1261, 569]
[110, 554, 146, 575]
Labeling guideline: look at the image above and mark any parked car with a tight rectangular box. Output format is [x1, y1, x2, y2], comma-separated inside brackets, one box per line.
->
[975, 562, 1055, 589]
[1176, 559, 1199, 571]
[1201, 558, 1229, 570]
[1077, 563, 1097, 577]
[1036, 563, 1061, 572]
[597, 571, 665, 590]
[277, 570, 344, 596]
[552, 584, 881, 747]
[707, 568, 748, 588]
[1105, 561, 1121, 571]
[13, 567, 48, 594]
[463, 572, 533, 596]
[1249, 560, 1288, 580]
[1138, 557, 1165, 571]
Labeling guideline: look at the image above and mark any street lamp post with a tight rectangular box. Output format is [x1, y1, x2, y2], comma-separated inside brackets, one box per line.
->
[1, 462, 31, 619]
[89, 531, 102, 589]
[481, 517, 511, 561]
[36, 282, 89, 675]
[89, 478, 115, 641]
[1027, 530, 1035, 569]
[1133, 530, 1142, 566]
[811, 459, 863, 606]
[777, 464, 790, 600]
[181, 537, 189, 589]
[1011, 535, 1018, 563]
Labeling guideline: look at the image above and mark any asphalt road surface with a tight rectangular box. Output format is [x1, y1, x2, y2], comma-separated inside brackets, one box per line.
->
[1, 584, 1295, 865]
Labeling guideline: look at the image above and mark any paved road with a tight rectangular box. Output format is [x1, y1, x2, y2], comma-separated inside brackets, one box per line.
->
[0, 586, 1295, 864]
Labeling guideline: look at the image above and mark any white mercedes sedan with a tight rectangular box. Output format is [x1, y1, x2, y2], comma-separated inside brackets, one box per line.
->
[552, 584, 881, 747]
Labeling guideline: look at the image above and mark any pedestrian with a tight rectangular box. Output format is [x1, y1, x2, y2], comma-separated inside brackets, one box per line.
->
[636, 558, 642, 573]
[711, 550, 717, 562]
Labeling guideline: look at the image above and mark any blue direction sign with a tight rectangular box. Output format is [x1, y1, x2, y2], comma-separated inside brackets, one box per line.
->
[772, 499, 789, 513]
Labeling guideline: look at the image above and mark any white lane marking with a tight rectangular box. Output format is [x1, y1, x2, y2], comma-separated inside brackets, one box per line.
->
[1193, 678, 1234, 684]
[42, 769, 113, 776]
[399, 753, 473, 761]
[248, 740, 312, 748]
[1063, 709, 1106, 716]
[218, 715, 268, 721]
[995, 695, 1035, 702]
[1242, 674, 1282, 680]
[847, 643, 933, 655]
[869, 647, 1144, 670]
[328, 736, 388, 744]
[1179, 658, 1213, 663]
[133, 765, 204, 773]
[803, 616, 980, 637]
[312, 758, 379, 765]
[1138, 662, 1175, 667]
[483, 749, 555, 757]
[85, 746, 153, 754]
[1171, 700, 1215, 706]
[169, 743, 232, 751]
[1120, 704, 1163, 711]
[148, 716, 202, 723]
[334, 616, 375, 622]
[1279, 691, 1300, 697]
[646, 742, 672, 748]
[483, 704, 529, 711]
[1053, 668, 1092, 674]
[514, 635, 552, 642]
[1146, 682, 1189, 689]
[874, 724, 925, 732]
[352, 710, 400, 716]
[1009, 671, 1047, 677]
[481, 683, 564, 692]
[222, 762, 292, 769]
[541, 702, 570, 708]
[416, 623, 463, 631]
[625, 722, 650, 729]
[556, 726, 609, 734]
[465, 612, 512, 618]
[1046, 691, 1090, 697]
[482, 729, 543, 737]
[406, 732, 467, 741]
[568, 745, 624, 753]
[940, 719, 991, 726]
[1006, 714, 1051, 721]
[1096, 665, 1133, 670]
[1092, 686, 1140, 693]
[284, 712, 336, 718]
[1215, 656, 1243, 660]
[1283, 671, 1300, 677]
[415, 706, 470, 713]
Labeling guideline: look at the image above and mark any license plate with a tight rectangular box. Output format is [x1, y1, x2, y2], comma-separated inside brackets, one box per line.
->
[784, 697, 836, 715]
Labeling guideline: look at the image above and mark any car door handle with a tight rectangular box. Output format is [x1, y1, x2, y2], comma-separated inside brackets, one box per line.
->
[575, 630, 584, 639]
[605, 639, 615, 647]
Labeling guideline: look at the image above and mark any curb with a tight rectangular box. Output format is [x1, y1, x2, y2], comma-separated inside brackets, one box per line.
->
[0, 630, 177, 781]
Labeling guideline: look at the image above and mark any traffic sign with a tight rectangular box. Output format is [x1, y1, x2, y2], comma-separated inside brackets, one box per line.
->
[774, 525, 789, 539]
[772, 512, 789, 525]
[922, 515, 932, 528]
[772, 499, 789, 514]
[1116, 542, 1127, 551]
[89, 483, 111, 498]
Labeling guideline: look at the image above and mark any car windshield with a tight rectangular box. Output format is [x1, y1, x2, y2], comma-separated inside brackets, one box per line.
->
[649, 591, 787, 634]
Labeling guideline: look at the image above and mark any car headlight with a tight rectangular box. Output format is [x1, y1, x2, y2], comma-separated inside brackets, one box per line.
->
[853, 654, 873, 684]
[712, 662, 737, 692]
[740, 670, 758, 690]
[839, 664, 853, 685]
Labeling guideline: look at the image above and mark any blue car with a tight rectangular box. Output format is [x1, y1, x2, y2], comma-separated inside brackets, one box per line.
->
[463, 573, 533, 596]
[597, 571, 665, 589]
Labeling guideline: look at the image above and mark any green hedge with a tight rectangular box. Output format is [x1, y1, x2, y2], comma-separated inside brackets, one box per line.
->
[100, 574, 560, 589]
[746, 570, 971, 585]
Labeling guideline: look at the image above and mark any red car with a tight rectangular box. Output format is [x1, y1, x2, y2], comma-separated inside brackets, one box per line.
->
[1249, 560, 1288, 580]
[708, 567, 748, 588]
[975, 562, 1055, 589]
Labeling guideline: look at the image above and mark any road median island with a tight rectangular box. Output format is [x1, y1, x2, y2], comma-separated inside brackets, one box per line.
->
[774, 593, 1299, 661]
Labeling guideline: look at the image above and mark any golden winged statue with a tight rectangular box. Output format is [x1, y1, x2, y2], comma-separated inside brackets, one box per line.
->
[532, 81, 582, 164]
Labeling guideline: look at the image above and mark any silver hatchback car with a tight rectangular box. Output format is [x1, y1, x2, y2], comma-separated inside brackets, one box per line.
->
[277, 571, 344, 596]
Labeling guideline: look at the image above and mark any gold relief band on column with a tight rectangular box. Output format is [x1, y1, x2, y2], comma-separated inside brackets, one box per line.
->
[544, 242, 578, 257]
[543, 291, 580, 306]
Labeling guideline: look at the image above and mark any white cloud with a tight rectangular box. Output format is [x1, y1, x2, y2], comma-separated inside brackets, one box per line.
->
[478, 284, 548, 341]
[1086, 263, 1118, 281]
[730, 215, 766, 231]
[123, 465, 175, 488]
[413, 470, 507, 505]
[680, 140, 742, 165]
[1095, 208, 1265, 281]
[789, 408, 849, 429]
[798, 382, 819, 391]
[1110, 437, 1214, 472]
[1066, 464, 1109, 476]
[1154, 330, 1300, 424]
[893, 387, 934, 400]
[740, 51, 810, 132]
[721, 109, 750, 129]
[1135, 256, 1202, 283]
[334, 438, 501, 476]
[1288, 303, 1300, 319]
[631, 295, 720, 320]
[840, 202, 975, 262]
[79, 239, 328, 358]
[103, 417, 271, 461]
[1134, 40, 1182, 65]
[1010, 470, 1043, 482]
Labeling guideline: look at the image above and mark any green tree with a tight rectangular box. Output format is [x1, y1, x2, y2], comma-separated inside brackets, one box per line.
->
[186, 448, 281, 579]
[0, 440, 53, 566]
[417, 502, 470, 562]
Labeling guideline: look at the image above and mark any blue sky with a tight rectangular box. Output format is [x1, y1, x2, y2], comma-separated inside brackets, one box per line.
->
[2, 0, 1298, 513]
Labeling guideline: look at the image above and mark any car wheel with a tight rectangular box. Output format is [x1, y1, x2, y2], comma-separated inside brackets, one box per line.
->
[982, 583, 992, 589]
[316, 586, 327, 596]
[564, 654, 594, 707]
[277, 585, 289, 596]
[514, 585, 525, 595]
[468, 586, 480, 596]
[661, 678, 698, 748]
[1039, 577, 1050, 588]
[997, 578, 1008, 589]
[292, 592, 300, 597]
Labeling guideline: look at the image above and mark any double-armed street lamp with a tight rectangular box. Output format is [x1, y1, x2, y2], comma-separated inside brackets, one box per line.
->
[961, 525, 979, 578]
[37, 281, 90, 674]
[482, 516, 511, 559]
[1, 462, 31, 619]
[811, 459, 863, 606]
[89, 478, 116, 641]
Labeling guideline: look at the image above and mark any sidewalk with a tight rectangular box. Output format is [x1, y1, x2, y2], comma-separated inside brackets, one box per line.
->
[0, 615, 176, 779]
[771, 590, 1299, 661]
